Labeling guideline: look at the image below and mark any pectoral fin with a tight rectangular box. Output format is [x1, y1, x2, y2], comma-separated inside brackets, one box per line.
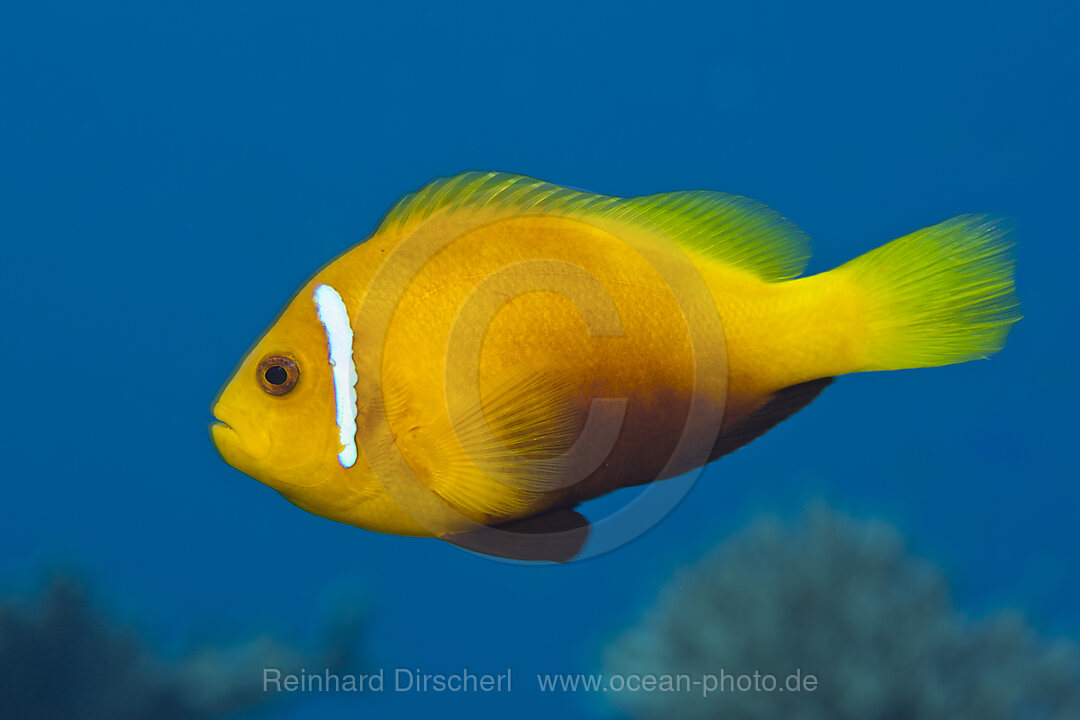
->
[441, 508, 590, 562]
[394, 366, 579, 520]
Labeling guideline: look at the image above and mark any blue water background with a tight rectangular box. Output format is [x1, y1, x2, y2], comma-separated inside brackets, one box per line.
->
[1, 2, 1077, 718]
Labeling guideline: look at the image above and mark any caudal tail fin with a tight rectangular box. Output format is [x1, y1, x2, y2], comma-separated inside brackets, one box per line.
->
[838, 214, 1020, 372]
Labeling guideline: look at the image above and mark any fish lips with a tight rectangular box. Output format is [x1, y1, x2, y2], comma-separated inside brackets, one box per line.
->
[210, 404, 272, 466]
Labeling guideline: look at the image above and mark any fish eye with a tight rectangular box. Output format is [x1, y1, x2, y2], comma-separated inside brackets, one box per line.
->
[257, 354, 300, 395]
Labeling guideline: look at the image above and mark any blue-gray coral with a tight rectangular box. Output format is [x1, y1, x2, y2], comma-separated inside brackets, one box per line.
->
[605, 507, 1080, 719]
[0, 576, 360, 720]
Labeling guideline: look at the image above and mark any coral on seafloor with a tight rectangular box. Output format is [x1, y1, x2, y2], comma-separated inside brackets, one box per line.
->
[0, 576, 360, 720]
[605, 507, 1080, 720]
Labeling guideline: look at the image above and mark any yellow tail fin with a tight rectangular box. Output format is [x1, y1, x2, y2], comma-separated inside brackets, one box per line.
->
[837, 214, 1020, 372]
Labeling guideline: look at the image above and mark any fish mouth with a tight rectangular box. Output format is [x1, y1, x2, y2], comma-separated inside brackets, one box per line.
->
[209, 404, 271, 462]
[209, 414, 238, 454]
[210, 406, 236, 434]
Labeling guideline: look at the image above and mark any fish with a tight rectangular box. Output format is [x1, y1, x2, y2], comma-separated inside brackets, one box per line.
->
[210, 171, 1019, 562]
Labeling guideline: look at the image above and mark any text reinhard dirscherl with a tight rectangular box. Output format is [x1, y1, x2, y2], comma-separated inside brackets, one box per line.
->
[263, 667, 512, 693]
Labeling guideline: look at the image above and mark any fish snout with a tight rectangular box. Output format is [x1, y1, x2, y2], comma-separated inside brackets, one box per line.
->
[210, 403, 272, 463]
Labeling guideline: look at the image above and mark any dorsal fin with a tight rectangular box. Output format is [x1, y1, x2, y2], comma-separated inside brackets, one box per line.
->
[376, 171, 621, 236]
[623, 191, 810, 280]
[377, 171, 811, 281]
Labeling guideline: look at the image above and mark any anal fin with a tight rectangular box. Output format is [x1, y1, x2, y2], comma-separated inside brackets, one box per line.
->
[711, 377, 834, 460]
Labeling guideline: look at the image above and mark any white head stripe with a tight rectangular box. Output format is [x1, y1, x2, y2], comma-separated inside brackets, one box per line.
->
[313, 284, 358, 469]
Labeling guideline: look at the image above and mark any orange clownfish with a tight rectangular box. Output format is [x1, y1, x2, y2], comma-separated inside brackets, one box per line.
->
[211, 172, 1019, 561]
